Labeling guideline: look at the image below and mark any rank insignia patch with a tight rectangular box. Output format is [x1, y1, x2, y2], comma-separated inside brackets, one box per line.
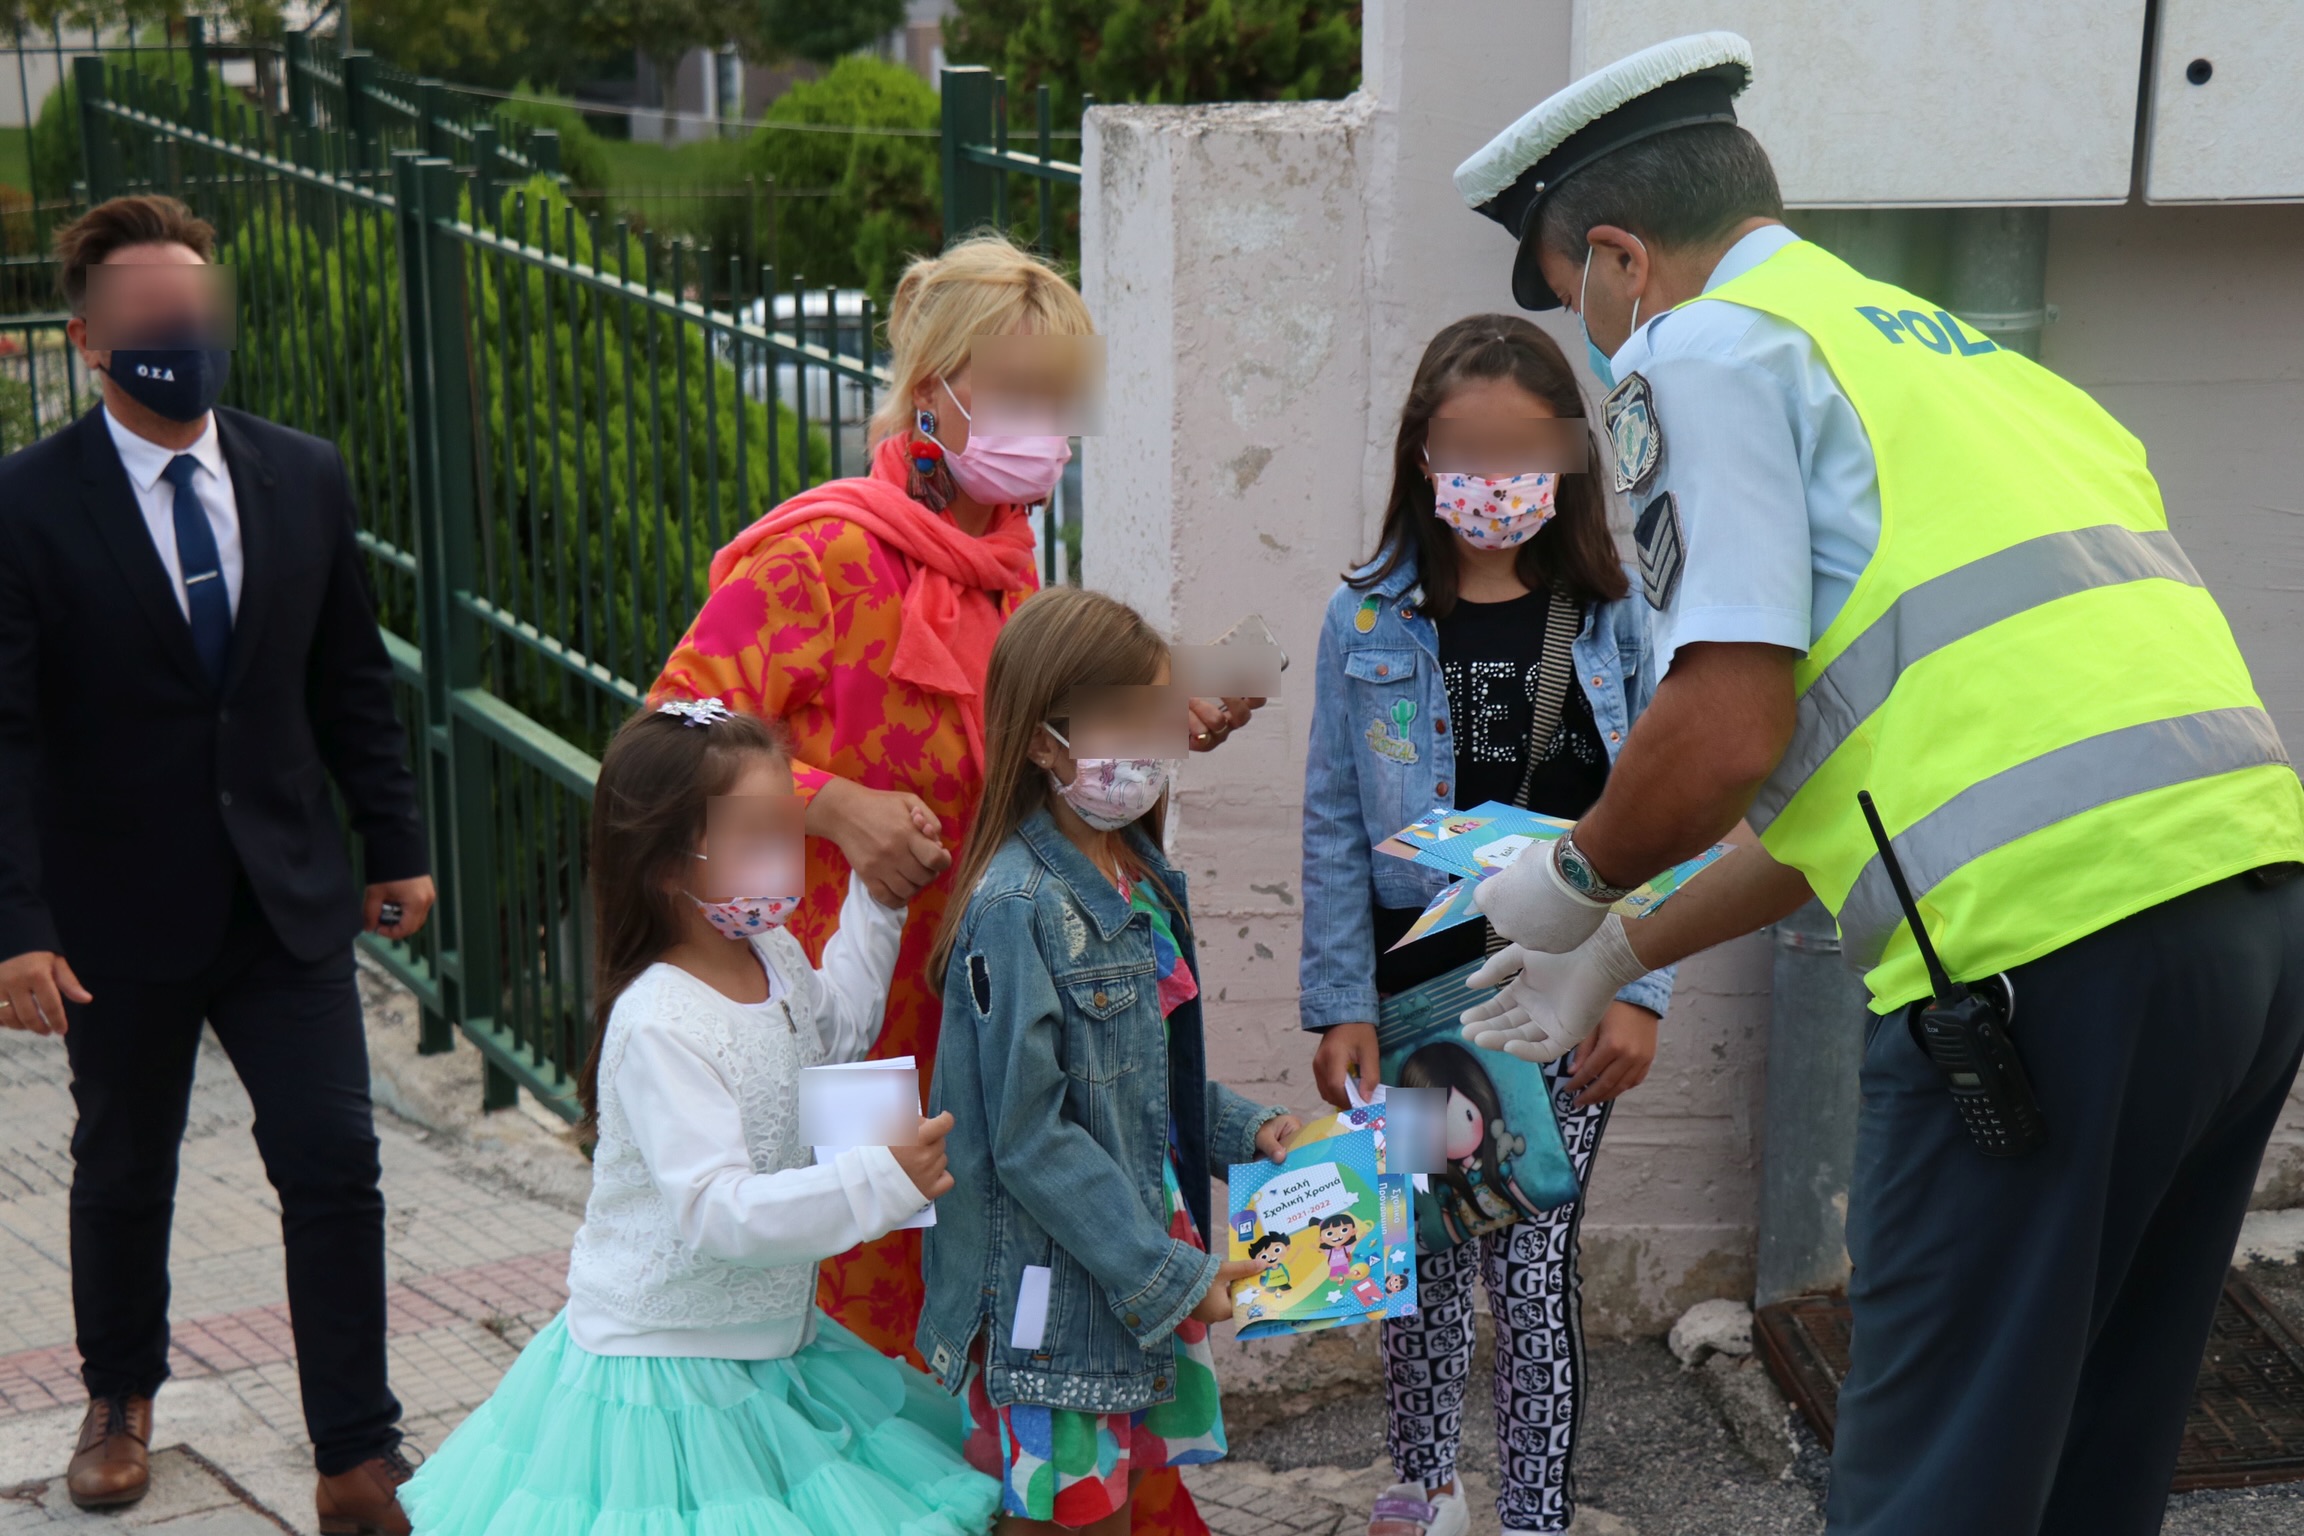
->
[1634, 490, 1684, 611]
[1603, 371, 1661, 496]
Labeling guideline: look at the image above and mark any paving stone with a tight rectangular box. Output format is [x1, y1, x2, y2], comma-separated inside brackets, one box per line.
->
[0, 1447, 288, 1532]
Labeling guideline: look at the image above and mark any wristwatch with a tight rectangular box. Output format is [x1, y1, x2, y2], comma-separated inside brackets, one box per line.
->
[1554, 830, 1633, 904]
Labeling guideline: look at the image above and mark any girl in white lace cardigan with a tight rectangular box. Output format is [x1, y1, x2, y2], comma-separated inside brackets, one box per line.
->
[401, 701, 1000, 1536]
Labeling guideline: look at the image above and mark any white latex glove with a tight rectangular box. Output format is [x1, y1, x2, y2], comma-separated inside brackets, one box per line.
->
[1458, 918, 1648, 1064]
[1472, 838, 1613, 953]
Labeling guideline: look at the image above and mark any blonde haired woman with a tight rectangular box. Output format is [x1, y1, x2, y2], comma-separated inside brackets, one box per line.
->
[654, 234, 1249, 1536]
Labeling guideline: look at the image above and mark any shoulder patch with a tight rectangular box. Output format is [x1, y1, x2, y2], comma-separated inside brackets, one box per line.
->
[1634, 491, 1685, 611]
[1603, 371, 1662, 497]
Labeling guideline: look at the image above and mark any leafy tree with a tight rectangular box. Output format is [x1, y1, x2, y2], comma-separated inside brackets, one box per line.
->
[557, 0, 766, 108]
[0, 1, 279, 33]
[760, 0, 903, 68]
[346, 0, 526, 80]
[741, 54, 938, 306]
[947, 0, 1361, 121]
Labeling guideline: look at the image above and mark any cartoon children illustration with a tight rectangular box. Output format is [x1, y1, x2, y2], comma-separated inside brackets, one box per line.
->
[1385, 1272, 1407, 1295]
[1400, 1041, 1532, 1241]
[1248, 1231, 1293, 1291]
[1314, 1212, 1370, 1282]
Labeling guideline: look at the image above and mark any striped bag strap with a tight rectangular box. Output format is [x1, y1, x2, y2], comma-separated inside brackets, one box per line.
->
[1486, 584, 1581, 957]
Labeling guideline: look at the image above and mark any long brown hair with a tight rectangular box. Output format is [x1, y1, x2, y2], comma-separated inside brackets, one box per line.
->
[929, 587, 1171, 979]
[578, 704, 790, 1133]
[1352, 314, 1627, 620]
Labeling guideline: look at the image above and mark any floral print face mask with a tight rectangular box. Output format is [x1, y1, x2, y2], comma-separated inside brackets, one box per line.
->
[1431, 469, 1559, 550]
[689, 893, 800, 939]
[1043, 725, 1173, 831]
[687, 853, 800, 939]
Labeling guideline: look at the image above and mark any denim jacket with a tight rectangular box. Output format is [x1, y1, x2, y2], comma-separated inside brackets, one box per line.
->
[1299, 548, 1678, 1030]
[921, 809, 1287, 1414]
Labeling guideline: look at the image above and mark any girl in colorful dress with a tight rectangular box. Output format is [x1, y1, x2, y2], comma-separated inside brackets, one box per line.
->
[919, 587, 1301, 1535]
[1298, 316, 1678, 1536]
[400, 701, 999, 1536]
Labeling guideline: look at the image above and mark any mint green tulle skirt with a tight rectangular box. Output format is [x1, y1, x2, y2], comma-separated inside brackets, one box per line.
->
[400, 1310, 1000, 1536]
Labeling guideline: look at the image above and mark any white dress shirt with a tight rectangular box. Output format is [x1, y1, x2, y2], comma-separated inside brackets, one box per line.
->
[1605, 225, 1884, 667]
[103, 406, 243, 621]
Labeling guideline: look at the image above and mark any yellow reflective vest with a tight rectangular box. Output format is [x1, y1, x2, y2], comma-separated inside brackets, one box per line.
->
[1705, 239, 2304, 1009]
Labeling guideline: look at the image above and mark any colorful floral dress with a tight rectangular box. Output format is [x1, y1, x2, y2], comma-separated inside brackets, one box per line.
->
[958, 875, 1231, 1526]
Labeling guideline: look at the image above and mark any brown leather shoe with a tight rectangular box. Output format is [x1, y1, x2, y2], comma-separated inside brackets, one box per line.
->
[315, 1447, 418, 1536]
[65, 1394, 152, 1510]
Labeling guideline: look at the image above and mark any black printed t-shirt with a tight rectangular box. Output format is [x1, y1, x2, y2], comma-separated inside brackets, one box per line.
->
[1371, 587, 1612, 994]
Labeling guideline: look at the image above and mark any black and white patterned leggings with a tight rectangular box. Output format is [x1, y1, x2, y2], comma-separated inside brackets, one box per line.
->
[1380, 1058, 1612, 1534]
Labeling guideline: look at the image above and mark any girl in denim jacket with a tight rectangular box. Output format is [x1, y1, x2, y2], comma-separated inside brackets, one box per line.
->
[1299, 317, 1677, 1536]
[922, 587, 1299, 1535]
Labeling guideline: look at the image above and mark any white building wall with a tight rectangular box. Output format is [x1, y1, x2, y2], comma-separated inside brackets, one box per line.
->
[1081, 2, 2304, 1373]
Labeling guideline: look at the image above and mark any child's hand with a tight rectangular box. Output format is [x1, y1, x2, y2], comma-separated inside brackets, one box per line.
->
[1311, 1021, 1381, 1109]
[1564, 1002, 1660, 1109]
[1190, 1258, 1263, 1324]
[889, 1112, 956, 1203]
[1254, 1115, 1303, 1163]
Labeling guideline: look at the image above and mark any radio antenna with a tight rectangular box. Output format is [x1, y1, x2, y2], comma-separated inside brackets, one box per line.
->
[1857, 790, 1959, 1007]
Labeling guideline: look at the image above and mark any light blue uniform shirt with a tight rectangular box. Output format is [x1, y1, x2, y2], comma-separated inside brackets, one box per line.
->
[1607, 224, 1882, 665]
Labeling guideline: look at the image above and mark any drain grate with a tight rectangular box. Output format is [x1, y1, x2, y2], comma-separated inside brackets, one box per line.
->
[1754, 1271, 2304, 1490]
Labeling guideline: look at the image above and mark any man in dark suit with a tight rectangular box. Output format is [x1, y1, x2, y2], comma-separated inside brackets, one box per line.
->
[0, 195, 433, 1533]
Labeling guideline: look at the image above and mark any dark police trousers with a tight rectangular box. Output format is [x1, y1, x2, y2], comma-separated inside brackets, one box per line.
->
[1827, 871, 2304, 1536]
[62, 879, 401, 1475]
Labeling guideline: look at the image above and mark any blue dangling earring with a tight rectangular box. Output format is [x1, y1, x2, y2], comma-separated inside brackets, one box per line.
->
[913, 408, 940, 475]
[909, 406, 954, 512]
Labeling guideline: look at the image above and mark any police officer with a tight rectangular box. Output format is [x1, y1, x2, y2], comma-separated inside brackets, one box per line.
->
[1449, 31, 2304, 1536]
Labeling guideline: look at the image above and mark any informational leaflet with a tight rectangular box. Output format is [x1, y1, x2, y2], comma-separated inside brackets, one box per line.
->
[1377, 801, 1730, 951]
[1225, 1107, 1418, 1339]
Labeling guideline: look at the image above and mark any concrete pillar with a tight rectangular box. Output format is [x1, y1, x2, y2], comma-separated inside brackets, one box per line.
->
[1080, 96, 1381, 1108]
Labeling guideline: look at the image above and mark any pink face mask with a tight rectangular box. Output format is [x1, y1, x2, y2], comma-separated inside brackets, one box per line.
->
[932, 378, 1071, 505]
[1431, 469, 1559, 550]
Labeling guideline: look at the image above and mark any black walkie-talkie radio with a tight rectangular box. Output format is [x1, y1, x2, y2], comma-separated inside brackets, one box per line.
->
[1857, 790, 2046, 1158]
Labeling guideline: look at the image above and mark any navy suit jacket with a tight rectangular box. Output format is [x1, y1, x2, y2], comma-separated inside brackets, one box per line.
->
[0, 405, 426, 981]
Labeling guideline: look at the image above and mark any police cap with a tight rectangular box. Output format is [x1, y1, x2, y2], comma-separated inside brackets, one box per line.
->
[1456, 32, 1754, 311]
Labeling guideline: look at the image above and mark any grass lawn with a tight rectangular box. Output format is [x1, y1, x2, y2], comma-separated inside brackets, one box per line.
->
[588, 136, 765, 250]
[0, 127, 32, 196]
[596, 136, 753, 190]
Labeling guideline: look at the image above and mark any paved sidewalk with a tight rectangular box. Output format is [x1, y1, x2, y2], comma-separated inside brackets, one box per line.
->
[6, 988, 2301, 1536]
[0, 1019, 580, 1529]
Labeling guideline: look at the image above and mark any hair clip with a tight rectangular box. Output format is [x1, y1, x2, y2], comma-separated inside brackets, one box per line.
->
[657, 697, 736, 728]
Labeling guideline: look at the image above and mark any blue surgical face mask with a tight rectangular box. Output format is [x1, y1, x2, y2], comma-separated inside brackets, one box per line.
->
[1575, 243, 1642, 391]
[103, 345, 231, 423]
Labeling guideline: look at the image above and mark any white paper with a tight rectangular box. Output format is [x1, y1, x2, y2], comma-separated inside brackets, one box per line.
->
[798, 1057, 921, 1147]
[1012, 1264, 1053, 1351]
[811, 1055, 936, 1229]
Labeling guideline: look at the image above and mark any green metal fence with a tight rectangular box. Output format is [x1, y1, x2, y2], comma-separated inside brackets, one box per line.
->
[937, 65, 1087, 583]
[9, 40, 1082, 1118]
[57, 47, 883, 1118]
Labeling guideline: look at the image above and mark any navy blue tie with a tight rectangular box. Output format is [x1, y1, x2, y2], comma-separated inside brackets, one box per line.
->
[163, 453, 232, 688]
